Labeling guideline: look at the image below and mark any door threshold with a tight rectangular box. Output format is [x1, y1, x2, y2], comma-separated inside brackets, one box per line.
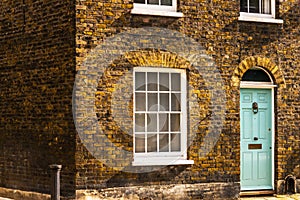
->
[240, 190, 275, 197]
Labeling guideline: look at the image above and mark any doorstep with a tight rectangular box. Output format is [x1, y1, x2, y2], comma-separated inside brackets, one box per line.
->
[240, 190, 276, 196]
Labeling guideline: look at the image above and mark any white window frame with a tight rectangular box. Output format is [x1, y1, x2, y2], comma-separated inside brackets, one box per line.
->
[132, 67, 193, 166]
[239, 0, 283, 23]
[131, 0, 183, 17]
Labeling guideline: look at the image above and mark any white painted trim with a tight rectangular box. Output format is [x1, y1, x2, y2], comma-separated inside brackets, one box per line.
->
[133, 69, 136, 156]
[131, 8, 183, 17]
[240, 81, 277, 88]
[132, 0, 183, 17]
[238, 14, 283, 24]
[134, 67, 184, 73]
[271, 0, 276, 18]
[271, 88, 275, 190]
[133, 4, 175, 12]
[133, 158, 194, 166]
[133, 0, 177, 11]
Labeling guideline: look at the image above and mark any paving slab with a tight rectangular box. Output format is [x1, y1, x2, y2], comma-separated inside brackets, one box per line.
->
[241, 194, 300, 200]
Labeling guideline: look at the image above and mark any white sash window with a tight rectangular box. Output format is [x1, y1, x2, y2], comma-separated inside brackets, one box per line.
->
[131, 0, 183, 17]
[239, 0, 283, 23]
[133, 67, 193, 166]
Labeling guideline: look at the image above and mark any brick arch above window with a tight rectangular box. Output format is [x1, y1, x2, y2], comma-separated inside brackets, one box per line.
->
[231, 56, 286, 88]
[124, 50, 192, 70]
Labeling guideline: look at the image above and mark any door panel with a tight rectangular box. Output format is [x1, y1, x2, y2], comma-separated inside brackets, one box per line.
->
[242, 110, 252, 139]
[242, 152, 253, 180]
[258, 152, 269, 179]
[240, 88, 273, 190]
[258, 111, 267, 139]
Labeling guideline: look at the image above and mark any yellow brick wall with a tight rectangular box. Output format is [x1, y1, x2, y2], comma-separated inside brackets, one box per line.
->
[74, 0, 300, 197]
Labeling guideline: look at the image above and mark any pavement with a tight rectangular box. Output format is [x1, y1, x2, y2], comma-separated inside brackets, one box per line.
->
[241, 194, 300, 200]
[0, 194, 299, 200]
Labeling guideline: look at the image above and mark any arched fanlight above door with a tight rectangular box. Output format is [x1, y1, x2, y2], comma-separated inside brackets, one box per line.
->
[240, 67, 276, 88]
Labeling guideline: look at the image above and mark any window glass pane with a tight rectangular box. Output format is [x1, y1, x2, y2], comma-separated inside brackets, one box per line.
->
[147, 0, 159, 4]
[135, 134, 145, 153]
[242, 68, 271, 82]
[134, 0, 145, 3]
[135, 72, 145, 91]
[159, 73, 169, 91]
[147, 72, 158, 91]
[161, 0, 172, 6]
[148, 93, 158, 111]
[240, 0, 248, 12]
[159, 113, 169, 132]
[135, 113, 145, 132]
[249, 0, 259, 13]
[159, 134, 169, 152]
[262, 0, 271, 14]
[171, 73, 181, 91]
[134, 68, 186, 158]
[171, 93, 181, 111]
[147, 134, 157, 152]
[171, 133, 180, 151]
[171, 114, 180, 131]
[160, 93, 169, 111]
[147, 113, 157, 132]
[136, 93, 146, 111]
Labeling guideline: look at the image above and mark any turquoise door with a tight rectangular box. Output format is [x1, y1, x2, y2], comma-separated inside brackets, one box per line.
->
[240, 88, 273, 190]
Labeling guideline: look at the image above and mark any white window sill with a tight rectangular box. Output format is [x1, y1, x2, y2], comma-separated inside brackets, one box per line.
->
[131, 8, 183, 18]
[238, 15, 283, 24]
[132, 158, 194, 166]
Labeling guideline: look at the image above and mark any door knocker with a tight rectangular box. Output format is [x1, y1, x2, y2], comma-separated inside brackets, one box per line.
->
[252, 102, 258, 114]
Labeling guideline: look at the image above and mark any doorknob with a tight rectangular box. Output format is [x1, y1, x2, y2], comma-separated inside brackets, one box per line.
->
[254, 137, 258, 141]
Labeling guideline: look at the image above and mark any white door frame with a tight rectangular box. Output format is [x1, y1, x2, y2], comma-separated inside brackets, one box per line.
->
[240, 81, 276, 190]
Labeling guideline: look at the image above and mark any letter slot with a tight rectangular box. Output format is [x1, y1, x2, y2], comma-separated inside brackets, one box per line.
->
[248, 144, 262, 150]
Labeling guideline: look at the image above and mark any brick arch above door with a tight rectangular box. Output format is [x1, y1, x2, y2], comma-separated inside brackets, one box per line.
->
[231, 56, 286, 88]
